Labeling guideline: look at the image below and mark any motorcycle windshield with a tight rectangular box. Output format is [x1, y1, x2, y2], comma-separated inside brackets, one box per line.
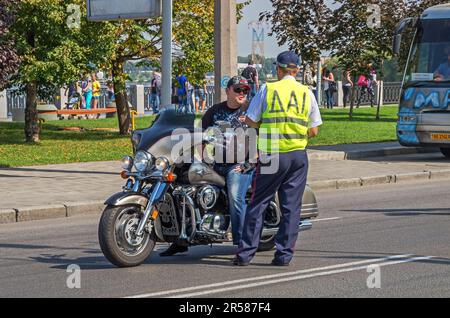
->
[137, 106, 197, 152]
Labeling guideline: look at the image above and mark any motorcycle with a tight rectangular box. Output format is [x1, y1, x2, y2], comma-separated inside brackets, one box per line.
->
[98, 107, 319, 268]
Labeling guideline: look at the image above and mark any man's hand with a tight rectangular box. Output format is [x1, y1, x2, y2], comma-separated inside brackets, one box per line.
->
[239, 115, 260, 128]
[308, 127, 319, 138]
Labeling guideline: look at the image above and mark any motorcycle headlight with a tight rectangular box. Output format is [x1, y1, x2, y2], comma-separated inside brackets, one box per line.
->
[134, 151, 153, 172]
[155, 157, 170, 172]
[121, 156, 134, 171]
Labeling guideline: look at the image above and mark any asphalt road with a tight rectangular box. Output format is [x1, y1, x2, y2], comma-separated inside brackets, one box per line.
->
[1, 180, 450, 298]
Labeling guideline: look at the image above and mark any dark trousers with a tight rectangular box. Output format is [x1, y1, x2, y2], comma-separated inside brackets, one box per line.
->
[343, 86, 351, 108]
[236, 150, 309, 265]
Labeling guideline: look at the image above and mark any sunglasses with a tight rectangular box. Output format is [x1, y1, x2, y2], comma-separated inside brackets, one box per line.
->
[233, 87, 249, 95]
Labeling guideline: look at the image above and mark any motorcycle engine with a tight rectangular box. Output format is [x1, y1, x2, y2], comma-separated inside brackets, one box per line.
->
[196, 185, 220, 211]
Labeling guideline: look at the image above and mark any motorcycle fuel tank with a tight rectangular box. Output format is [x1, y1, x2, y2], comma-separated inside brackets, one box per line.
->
[188, 163, 226, 188]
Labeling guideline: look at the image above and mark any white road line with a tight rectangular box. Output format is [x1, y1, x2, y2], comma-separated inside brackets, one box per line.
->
[125, 254, 413, 298]
[171, 256, 434, 298]
[310, 217, 343, 222]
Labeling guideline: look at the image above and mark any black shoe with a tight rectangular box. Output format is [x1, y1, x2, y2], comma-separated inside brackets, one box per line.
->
[271, 259, 290, 267]
[231, 257, 250, 267]
[159, 244, 189, 257]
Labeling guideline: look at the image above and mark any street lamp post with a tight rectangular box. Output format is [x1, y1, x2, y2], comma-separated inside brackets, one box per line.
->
[161, 0, 173, 109]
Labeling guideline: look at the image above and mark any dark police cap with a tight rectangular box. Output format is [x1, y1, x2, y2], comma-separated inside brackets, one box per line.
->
[274, 51, 301, 68]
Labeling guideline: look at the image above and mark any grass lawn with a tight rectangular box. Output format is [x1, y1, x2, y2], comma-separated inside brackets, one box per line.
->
[0, 106, 399, 167]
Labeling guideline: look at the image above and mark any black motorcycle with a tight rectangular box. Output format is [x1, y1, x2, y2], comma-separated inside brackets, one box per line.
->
[98, 107, 319, 268]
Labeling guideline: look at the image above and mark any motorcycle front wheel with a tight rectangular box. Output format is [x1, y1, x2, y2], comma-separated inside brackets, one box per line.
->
[99, 205, 156, 268]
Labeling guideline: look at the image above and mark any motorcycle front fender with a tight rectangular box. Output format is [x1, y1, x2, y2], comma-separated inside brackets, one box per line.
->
[104, 192, 164, 242]
[105, 192, 149, 208]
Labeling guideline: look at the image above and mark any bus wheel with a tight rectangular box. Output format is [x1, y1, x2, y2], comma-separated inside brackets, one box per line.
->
[440, 148, 450, 159]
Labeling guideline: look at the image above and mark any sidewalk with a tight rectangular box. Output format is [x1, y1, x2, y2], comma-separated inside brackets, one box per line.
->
[1, 142, 450, 224]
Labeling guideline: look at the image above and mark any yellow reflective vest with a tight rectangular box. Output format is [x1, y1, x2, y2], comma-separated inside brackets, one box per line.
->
[258, 79, 311, 153]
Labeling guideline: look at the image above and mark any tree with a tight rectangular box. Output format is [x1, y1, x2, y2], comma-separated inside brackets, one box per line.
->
[260, 0, 332, 65]
[102, 0, 249, 135]
[10, 0, 114, 142]
[0, 0, 20, 91]
[329, 0, 444, 119]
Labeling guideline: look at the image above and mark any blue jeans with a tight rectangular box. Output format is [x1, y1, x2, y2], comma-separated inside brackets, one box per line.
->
[187, 89, 195, 113]
[177, 95, 188, 113]
[215, 164, 254, 245]
[325, 89, 334, 109]
[150, 93, 160, 114]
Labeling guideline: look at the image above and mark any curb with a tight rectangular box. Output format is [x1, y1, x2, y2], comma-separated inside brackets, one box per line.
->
[308, 147, 440, 161]
[1, 201, 105, 225]
[309, 169, 450, 192]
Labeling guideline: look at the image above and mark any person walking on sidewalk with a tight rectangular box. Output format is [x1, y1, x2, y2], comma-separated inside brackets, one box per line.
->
[235, 51, 322, 266]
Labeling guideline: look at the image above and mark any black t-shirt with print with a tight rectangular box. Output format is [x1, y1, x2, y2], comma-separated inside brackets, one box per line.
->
[202, 101, 251, 166]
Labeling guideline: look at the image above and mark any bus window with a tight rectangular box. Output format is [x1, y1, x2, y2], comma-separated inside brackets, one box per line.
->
[404, 19, 450, 83]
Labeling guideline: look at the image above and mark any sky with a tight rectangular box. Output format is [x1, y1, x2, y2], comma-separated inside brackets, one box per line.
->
[237, 0, 337, 59]
[237, 0, 288, 58]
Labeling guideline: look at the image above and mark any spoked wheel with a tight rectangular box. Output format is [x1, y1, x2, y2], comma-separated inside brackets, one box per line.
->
[99, 205, 156, 268]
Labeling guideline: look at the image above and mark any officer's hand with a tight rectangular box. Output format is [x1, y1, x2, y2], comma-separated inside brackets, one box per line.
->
[234, 165, 244, 173]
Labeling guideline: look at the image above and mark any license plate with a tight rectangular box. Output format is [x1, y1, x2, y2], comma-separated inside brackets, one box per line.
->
[431, 133, 450, 141]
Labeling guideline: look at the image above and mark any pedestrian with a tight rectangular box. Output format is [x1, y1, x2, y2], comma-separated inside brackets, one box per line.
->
[322, 67, 335, 109]
[150, 74, 160, 114]
[342, 69, 353, 108]
[356, 65, 376, 108]
[195, 80, 208, 113]
[241, 59, 259, 101]
[176, 73, 188, 114]
[81, 75, 92, 110]
[187, 80, 195, 114]
[235, 51, 322, 266]
[91, 73, 101, 110]
[304, 64, 318, 102]
[106, 81, 115, 107]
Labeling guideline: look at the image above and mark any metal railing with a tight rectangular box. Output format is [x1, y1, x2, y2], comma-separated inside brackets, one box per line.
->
[5, 82, 403, 120]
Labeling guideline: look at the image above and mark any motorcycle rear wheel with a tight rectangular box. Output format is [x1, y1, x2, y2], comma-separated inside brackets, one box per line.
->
[99, 205, 156, 268]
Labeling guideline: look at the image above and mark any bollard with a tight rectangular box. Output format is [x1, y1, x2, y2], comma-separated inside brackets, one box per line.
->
[130, 110, 137, 131]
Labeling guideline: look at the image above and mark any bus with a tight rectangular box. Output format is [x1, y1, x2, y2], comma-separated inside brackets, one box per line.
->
[394, 3, 450, 158]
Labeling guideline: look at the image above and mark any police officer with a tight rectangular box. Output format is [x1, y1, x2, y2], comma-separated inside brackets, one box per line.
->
[234, 51, 322, 266]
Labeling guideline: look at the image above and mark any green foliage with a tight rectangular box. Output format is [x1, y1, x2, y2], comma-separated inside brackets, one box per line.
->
[0, 0, 20, 91]
[261, 0, 332, 65]
[10, 0, 114, 97]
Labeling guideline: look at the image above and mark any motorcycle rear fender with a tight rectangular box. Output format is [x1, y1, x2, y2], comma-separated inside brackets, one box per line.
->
[104, 192, 164, 242]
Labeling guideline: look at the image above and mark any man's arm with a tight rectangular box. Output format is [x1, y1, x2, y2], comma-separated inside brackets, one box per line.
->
[307, 90, 322, 138]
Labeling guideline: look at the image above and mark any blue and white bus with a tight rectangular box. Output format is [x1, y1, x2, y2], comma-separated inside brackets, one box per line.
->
[394, 3, 450, 157]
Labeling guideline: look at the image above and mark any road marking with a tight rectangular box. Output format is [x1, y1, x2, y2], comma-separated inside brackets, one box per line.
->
[310, 217, 343, 222]
[170, 256, 434, 298]
[125, 254, 417, 298]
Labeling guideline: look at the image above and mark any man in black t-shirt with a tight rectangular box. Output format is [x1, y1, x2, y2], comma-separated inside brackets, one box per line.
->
[160, 76, 256, 257]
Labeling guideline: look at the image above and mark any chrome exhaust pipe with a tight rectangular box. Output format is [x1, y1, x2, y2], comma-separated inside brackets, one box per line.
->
[261, 221, 312, 237]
